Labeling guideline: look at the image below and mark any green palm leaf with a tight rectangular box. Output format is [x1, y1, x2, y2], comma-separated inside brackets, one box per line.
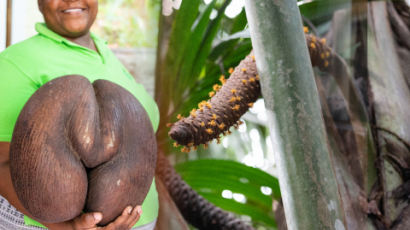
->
[175, 159, 280, 228]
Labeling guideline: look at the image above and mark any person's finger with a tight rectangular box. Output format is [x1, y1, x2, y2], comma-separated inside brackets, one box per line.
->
[98, 206, 134, 230]
[73, 212, 102, 229]
[121, 205, 137, 229]
[123, 206, 133, 216]
[125, 205, 141, 227]
[108, 206, 133, 228]
[127, 206, 142, 228]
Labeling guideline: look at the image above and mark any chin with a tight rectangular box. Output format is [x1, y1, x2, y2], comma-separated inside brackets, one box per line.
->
[65, 31, 88, 38]
[63, 24, 90, 37]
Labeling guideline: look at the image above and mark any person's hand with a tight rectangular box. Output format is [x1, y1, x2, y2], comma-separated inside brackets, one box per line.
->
[70, 205, 142, 230]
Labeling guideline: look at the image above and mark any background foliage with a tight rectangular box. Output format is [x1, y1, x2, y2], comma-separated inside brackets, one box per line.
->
[92, 0, 160, 47]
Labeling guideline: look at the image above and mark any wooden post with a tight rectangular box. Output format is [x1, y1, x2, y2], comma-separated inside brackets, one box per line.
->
[6, 0, 12, 47]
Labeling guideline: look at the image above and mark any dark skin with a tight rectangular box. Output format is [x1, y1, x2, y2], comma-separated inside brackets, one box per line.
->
[0, 1, 143, 229]
[38, 0, 98, 51]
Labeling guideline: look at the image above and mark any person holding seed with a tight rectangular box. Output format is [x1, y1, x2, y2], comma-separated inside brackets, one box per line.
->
[0, 0, 159, 229]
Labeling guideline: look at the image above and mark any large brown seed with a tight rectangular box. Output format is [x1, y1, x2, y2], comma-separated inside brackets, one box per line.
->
[9, 75, 157, 224]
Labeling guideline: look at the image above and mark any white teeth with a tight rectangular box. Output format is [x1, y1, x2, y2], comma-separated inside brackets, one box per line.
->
[64, 9, 82, 13]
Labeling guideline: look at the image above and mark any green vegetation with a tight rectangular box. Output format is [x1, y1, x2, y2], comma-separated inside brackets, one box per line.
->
[93, 0, 160, 47]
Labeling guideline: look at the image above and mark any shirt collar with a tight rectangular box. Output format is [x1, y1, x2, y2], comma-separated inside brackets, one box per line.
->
[35, 23, 108, 49]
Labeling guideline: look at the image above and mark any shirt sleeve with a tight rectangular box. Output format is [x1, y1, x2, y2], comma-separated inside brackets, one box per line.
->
[0, 57, 38, 142]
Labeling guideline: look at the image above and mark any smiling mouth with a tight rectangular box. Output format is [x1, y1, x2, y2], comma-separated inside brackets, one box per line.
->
[62, 8, 86, 14]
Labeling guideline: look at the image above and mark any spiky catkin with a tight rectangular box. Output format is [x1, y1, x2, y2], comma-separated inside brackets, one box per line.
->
[169, 33, 335, 151]
[169, 53, 260, 149]
[305, 33, 333, 71]
[156, 152, 254, 230]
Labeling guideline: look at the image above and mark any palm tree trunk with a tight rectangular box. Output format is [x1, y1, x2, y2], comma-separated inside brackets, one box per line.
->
[244, 1, 346, 229]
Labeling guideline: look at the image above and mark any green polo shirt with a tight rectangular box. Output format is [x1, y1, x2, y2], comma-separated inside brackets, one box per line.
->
[0, 23, 159, 228]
